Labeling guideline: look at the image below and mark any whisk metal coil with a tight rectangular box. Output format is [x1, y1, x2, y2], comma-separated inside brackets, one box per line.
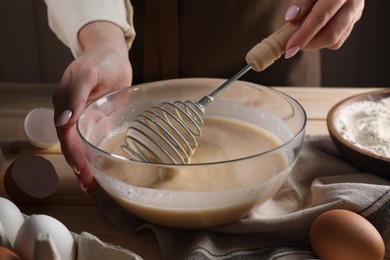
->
[121, 100, 205, 164]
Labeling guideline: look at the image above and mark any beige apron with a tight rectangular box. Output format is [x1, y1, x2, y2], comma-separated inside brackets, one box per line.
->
[130, 0, 321, 86]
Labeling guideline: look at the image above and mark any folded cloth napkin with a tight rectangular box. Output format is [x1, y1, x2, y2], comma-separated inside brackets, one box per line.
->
[21, 232, 141, 260]
[92, 135, 390, 259]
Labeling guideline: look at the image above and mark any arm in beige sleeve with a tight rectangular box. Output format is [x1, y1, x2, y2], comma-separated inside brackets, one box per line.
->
[44, 0, 135, 58]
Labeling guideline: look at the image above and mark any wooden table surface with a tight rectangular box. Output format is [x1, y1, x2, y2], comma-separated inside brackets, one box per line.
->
[0, 83, 383, 259]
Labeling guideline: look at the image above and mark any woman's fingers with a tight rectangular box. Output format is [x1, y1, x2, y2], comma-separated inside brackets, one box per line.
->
[286, 0, 344, 50]
[55, 105, 99, 193]
[305, 1, 363, 50]
[284, 0, 364, 56]
[52, 59, 101, 192]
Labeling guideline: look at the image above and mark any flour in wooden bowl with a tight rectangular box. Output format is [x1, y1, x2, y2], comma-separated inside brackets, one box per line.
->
[337, 97, 390, 158]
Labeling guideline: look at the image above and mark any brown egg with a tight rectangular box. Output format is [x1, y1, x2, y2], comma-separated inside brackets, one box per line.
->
[0, 247, 21, 260]
[3, 155, 59, 205]
[310, 209, 385, 260]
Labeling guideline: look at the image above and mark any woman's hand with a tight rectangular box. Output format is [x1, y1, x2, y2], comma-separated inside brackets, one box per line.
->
[52, 21, 133, 193]
[284, 0, 364, 58]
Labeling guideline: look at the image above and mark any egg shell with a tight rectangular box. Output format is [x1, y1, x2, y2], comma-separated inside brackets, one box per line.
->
[3, 155, 59, 205]
[24, 108, 58, 148]
[0, 197, 25, 247]
[13, 214, 75, 260]
[310, 209, 385, 260]
[0, 246, 21, 260]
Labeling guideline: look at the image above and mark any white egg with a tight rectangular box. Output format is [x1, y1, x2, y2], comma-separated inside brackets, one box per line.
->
[14, 214, 75, 260]
[0, 197, 25, 246]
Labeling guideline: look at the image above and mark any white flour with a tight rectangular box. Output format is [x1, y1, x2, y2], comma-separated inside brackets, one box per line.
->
[337, 97, 390, 158]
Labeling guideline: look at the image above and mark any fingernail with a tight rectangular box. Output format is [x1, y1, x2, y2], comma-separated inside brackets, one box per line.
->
[78, 178, 89, 195]
[56, 109, 72, 126]
[73, 167, 81, 175]
[285, 46, 300, 59]
[285, 5, 301, 21]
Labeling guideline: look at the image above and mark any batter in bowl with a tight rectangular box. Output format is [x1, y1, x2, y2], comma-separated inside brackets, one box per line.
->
[96, 115, 289, 228]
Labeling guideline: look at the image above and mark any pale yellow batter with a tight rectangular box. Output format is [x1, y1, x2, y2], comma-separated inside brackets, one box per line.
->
[97, 115, 289, 228]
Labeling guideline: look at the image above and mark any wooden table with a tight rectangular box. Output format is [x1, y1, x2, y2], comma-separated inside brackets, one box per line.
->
[0, 83, 383, 259]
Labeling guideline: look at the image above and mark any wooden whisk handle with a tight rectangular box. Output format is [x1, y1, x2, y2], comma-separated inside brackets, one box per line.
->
[245, 22, 300, 72]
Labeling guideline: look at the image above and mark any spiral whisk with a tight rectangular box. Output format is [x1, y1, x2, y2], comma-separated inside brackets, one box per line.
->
[120, 22, 301, 164]
[121, 100, 205, 164]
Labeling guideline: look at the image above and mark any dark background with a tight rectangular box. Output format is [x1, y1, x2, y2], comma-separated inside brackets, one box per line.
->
[0, 0, 388, 87]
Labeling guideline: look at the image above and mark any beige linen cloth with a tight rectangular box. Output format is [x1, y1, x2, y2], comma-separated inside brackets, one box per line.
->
[92, 135, 390, 259]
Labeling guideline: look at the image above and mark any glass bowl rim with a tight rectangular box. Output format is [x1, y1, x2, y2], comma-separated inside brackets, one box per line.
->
[77, 81, 307, 167]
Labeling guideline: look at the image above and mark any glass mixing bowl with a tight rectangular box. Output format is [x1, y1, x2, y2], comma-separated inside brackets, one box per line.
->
[77, 78, 306, 228]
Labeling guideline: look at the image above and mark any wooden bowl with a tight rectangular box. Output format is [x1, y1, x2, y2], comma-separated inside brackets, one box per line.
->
[327, 89, 390, 180]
